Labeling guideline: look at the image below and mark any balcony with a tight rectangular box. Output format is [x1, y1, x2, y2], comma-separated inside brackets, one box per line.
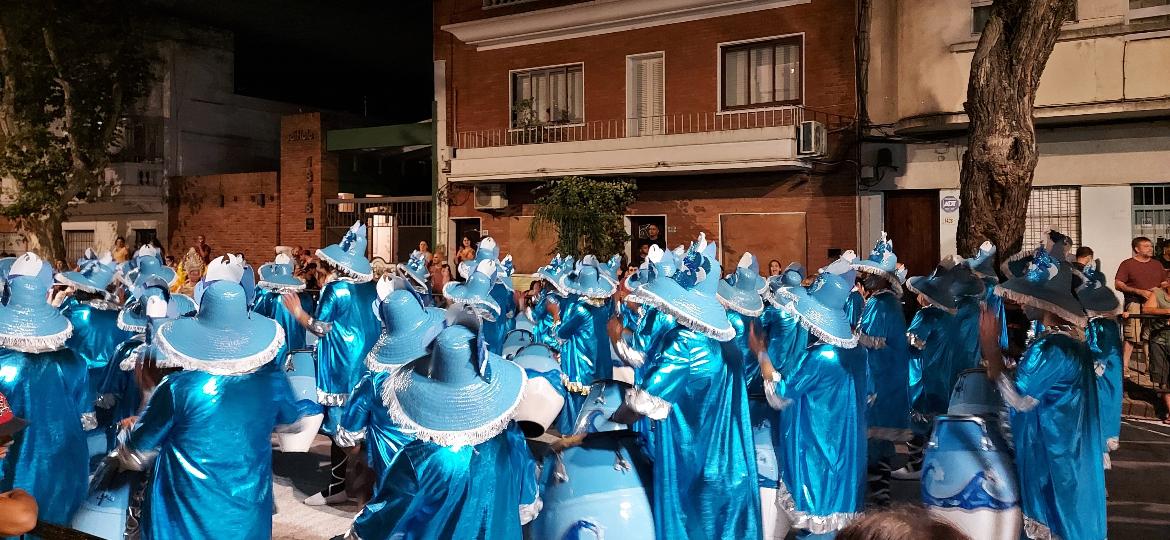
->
[447, 107, 848, 182]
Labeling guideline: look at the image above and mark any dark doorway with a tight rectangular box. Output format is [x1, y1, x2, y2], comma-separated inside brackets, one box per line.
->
[627, 215, 667, 267]
[451, 218, 481, 281]
[883, 190, 940, 279]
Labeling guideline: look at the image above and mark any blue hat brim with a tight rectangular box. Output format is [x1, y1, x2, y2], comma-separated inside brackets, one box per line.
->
[782, 290, 857, 348]
[442, 281, 502, 321]
[367, 307, 446, 367]
[258, 263, 306, 291]
[117, 295, 196, 333]
[851, 262, 903, 295]
[636, 277, 734, 341]
[905, 275, 957, 313]
[55, 271, 109, 295]
[995, 279, 1087, 326]
[155, 314, 284, 375]
[396, 263, 431, 290]
[717, 279, 764, 317]
[384, 351, 526, 447]
[317, 246, 373, 283]
[128, 266, 177, 288]
[0, 301, 73, 353]
[560, 274, 617, 299]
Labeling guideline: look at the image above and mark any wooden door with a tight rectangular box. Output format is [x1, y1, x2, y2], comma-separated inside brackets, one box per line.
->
[883, 190, 940, 278]
[720, 213, 807, 273]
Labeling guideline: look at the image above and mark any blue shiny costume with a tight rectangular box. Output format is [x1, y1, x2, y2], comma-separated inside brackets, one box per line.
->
[314, 279, 381, 413]
[484, 283, 517, 355]
[0, 349, 90, 528]
[726, 311, 779, 494]
[997, 331, 1106, 540]
[340, 371, 430, 538]
[63, 301, 132, 419]
[638, 326, 761, 540]
[760, 303, 809, 377]
[529, 289, 560, 350]
[126, 363, 303, 540]
[765, 343, 867, 534]
[252, 289, 314, 366]
[96, 336, 146, 444]
[858, 290, 911, 441]
[907, 306, 956, 425]
[557, 299, 614, 384]
[1087, 318, 1122, 453]
[844, 289, 865, 329]
[950, 296, 984, 374]
[351, 425, 539, 540]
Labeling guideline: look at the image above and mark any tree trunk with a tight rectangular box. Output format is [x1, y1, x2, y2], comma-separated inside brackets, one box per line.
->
[23, 210, 67, 264]
[955, 0, 1075, 259]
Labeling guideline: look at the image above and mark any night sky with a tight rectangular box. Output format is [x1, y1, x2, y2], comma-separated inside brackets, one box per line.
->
[152, 0, 434, 124]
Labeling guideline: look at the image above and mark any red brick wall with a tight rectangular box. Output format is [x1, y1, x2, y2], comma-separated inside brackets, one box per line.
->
[449, 170, 858, 273]
[168, 172, 281, 264]
[279, 112, 337, 253]
[435, 0, 858, 147]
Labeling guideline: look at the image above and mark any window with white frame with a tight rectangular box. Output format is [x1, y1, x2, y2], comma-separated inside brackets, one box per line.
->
[511, 64, 583, 128]
[1024, 186, 1081, 249]
[973, 1, 1076, 34]
[1132, 184, 1170, 242]
[1131, 0, 1170, 22]
[720, 36, 802, 110]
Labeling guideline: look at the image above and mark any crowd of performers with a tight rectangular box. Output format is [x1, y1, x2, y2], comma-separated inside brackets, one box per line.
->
[0, 220, 1120, 540]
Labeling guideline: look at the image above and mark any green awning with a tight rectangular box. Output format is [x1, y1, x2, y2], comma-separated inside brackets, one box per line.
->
[326, 122, 433, 151]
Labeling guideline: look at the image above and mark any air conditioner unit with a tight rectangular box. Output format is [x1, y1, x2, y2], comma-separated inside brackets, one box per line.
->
[474, 183, 508, 210]
[797, 120, 828, 157]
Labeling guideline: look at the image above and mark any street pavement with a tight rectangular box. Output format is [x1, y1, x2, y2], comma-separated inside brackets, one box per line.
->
[275, 419, 1170, 539]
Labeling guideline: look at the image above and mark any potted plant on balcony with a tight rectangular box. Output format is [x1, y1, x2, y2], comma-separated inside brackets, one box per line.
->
[512, 98, 544, 144]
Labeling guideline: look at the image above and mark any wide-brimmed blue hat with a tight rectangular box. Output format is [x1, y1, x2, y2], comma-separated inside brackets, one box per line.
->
[443, 260, 502, 321]
[366, 276, 445, 369]
[118, 276, 197, 332]
[718, 252, 767, 317]
[155, 257, 284, 375]
[906, 256, 962, 313]
[625, 246, 677, 302]
[600, 254, 623, 286]
[1074, 259, 1121, 318]
[995, 243, 1086, 326]
[0, 254, 72, 353]
[257, 254, 305, 292]
[125, 245, 176, 288]
[396, 250, 431, 291]
[382, 312, 527, 448]
[457, 237, 501, 280]
[56, 252, 117, 294]
[634, 233, 735, 341]
[75, 248, 97, 270]
[851, 231, 902, 295]
[783, 256, 858, 348]
[966, 241, 998, 280]
[765, 262, 807, 307]
[1001, 230, 1072, 279]
[536, 254, 565, 285]
[949, 262, 986, 299]
[560, 255, 618, 299]
[317, 221, 373, 283]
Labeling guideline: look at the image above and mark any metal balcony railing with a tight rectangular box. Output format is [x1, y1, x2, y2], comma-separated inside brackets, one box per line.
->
[455, 106, 851, 150]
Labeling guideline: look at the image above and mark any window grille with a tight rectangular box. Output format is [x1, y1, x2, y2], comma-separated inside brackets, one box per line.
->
[1024, 186, 1080, 250]
[64, 230, 95, 264]
[1132, 184, 1170, 243]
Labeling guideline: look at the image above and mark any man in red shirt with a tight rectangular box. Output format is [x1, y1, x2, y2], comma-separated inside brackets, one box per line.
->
[1116, 236, 1166, 366]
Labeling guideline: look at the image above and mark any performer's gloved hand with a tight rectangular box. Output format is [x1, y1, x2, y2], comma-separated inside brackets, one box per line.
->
[609, 403, 643, 426]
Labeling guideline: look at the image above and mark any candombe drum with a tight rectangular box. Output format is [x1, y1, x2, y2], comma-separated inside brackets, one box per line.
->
[529, 381, 655, 540]
[921, 415, 1021, 540]
[751, 410, 789, 540]
[503, 329, 536, 359]
[948, 368, 1006, 416]
[73, 431, 136, 539]
[511, 344, 566, 438]
[276, 343, 324, 452]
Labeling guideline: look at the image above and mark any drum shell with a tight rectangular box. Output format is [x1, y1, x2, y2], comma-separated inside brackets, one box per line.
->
[277, 350, 324, 452]
[922, 415, 1021, 540]
[72, 472, 134, 539]
[530, 435, 654, 540]
[948, 368, 1005, 416]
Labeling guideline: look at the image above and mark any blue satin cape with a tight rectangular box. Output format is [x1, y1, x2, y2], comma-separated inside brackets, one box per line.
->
[252, 289, 314, 367]
[127, 362, 303, 540]
[999, 332, 1106, 540]
[858, 290, 911, 440]
[1087, 318, 1122, 452]
[314, 279, 381, 406]
[639, 326, 761, 540]
[907, 306, 956, 423]
[0, 348, 90, 528]
[484, 283, 517, 355]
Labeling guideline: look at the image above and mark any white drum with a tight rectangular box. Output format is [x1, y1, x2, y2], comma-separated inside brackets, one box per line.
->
[276, 348, 324, 452]
[922, 415, 1022, 540]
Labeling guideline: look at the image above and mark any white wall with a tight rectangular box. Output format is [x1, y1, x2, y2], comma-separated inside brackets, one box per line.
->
[939, 189, 960, 257]
[1081, 185, 1133, 283]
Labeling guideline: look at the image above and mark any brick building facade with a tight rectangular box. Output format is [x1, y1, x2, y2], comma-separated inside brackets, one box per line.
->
[434, 0, 860, 273]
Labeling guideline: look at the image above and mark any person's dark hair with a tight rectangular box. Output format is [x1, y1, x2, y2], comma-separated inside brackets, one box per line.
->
[1134, 236, 1152, 251]
[838, 505, 969, 540]
[1075, 246, 1094, 259]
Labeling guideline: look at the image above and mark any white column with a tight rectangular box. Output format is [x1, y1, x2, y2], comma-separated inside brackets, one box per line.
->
[1080, 185, 1132, 282]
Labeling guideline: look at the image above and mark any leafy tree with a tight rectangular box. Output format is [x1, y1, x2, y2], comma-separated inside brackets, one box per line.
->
[0, 0, 158, 260]
[956, 0, 1076, 259]
[530, 176, 636, 259]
